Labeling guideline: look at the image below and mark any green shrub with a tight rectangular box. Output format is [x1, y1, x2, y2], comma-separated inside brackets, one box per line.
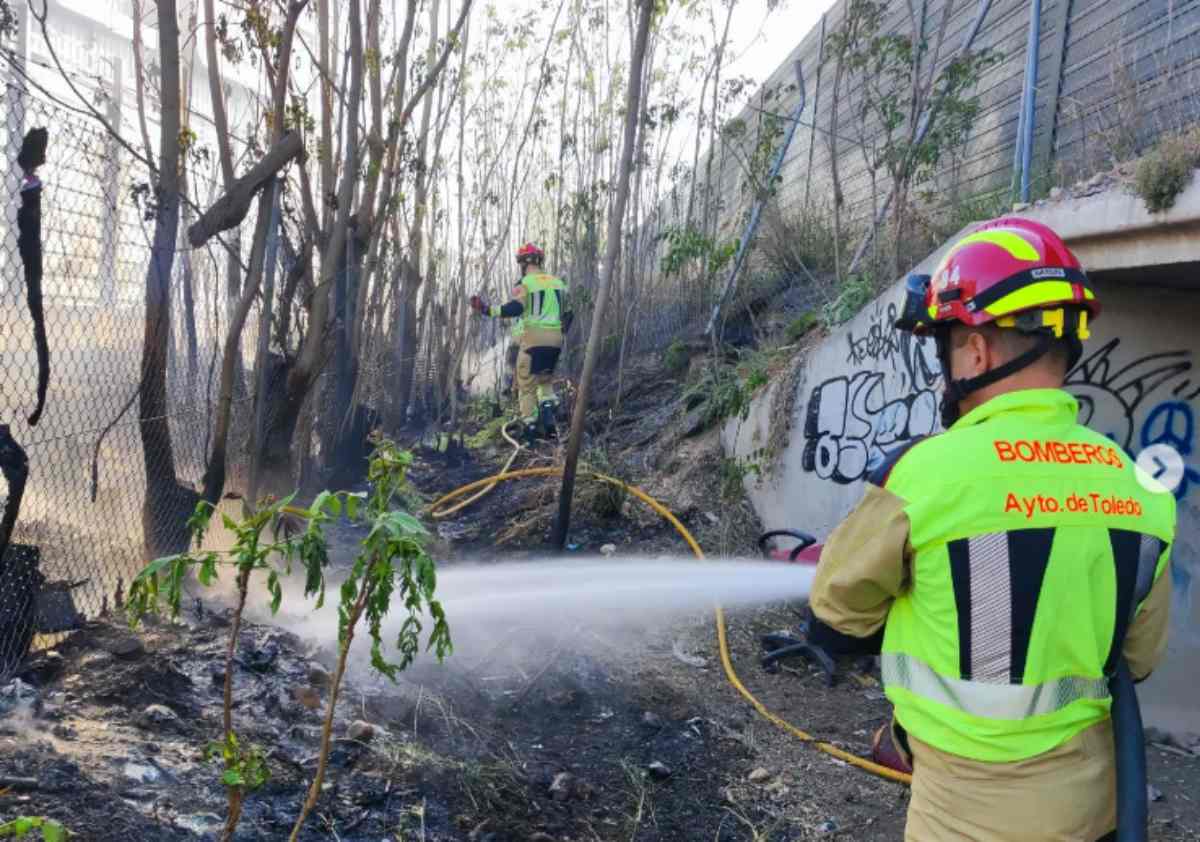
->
[784, 312, 818, 343]
[663, 339, 689, 375]
[583, 446, 626, 519]
[822, 273, 877, 327]
[466, 416, 508, 449]
[683, 357, 769, 430]
[1135, 128, 1200, 213]
[759, 201, 848, 280]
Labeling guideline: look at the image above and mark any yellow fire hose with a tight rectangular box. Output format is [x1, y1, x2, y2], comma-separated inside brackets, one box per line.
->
[426, 465, 913, 786]
[429, 421, 525, 520]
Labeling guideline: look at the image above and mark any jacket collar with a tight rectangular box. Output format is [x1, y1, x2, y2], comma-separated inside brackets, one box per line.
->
[950, 388, 1079, 431]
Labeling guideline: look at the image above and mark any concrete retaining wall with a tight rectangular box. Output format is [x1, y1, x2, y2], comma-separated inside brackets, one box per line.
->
[724, 190, 1200, 733]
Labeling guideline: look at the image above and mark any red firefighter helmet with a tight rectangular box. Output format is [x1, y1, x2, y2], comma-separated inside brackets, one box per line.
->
[516, 242, 545, 266]
[895, 217, 1099, 340]
[893, 217, 1101, 427]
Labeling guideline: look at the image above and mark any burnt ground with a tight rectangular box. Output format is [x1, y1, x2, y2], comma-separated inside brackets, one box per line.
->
[4, 354, 1200, 841]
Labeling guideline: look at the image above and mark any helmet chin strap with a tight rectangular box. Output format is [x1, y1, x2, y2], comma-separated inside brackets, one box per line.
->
[934, 328, 1056, 428]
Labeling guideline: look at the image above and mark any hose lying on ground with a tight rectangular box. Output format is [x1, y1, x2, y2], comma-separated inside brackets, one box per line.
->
[429, 421, 524, 520]
[427, 466, 913, 786]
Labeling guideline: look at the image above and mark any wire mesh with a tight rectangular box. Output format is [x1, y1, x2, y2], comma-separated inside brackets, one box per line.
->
[0, 82, 260, 676]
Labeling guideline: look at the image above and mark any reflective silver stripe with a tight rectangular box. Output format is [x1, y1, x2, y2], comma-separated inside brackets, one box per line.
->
[882, 653, 1109, 720]
[968, 532, 1011, 683]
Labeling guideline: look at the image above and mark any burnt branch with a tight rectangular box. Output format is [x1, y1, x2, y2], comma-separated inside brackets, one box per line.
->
[187, 130, 304, 248]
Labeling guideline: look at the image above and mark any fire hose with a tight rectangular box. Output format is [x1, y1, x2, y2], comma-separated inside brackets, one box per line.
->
[428, 421, 524, 520]
[426, 466, 913, 786]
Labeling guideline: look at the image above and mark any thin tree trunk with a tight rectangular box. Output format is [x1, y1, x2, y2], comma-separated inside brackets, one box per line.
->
[203, 0, 244, 391]
[257, 0, 365, 494]
[140, 0, 193, 559]
[388, 0, 441, 432]
[201, 1, 306, 504]
[130, 0, 156, 169]
[554, 0, 654, 548]
[179, 0, 201, 399]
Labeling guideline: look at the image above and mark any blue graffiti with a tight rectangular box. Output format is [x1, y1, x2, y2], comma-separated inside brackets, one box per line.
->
[1140, 401, 1199, 500]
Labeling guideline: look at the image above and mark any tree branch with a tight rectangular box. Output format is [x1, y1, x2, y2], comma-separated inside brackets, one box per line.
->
[188, 130, 304, 247]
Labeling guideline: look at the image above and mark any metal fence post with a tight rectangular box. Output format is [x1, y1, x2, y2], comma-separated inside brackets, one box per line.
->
[248, 178, 282, 503]
[802, 12, 827, 214]
[1033, 0, 1073, 185]
[1015, 0, 1043, 203]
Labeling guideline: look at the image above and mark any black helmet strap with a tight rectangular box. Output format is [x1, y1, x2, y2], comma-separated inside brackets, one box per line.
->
[934, 326, 1056, 428]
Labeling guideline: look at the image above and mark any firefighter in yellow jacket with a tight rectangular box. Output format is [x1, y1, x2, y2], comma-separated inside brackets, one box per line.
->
[472, 242, 571, 441]
[807, 218, 1176, 841]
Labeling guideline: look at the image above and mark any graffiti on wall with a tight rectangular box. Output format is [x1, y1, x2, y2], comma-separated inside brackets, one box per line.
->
[1066, 338, 1199, 451]
[802, 303, 942, 483]
[1173, 497, 1200, 645]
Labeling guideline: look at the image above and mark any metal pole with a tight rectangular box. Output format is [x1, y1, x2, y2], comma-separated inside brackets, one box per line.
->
[1033, 0, 1074, 178]
[249, 178, 282, 501]
[802, 14, 826, 214]
[1018, 0, 1042, 203]
[704, 59, 806, 338]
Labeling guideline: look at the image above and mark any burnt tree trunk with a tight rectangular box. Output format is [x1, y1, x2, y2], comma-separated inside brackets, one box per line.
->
[139, 0, 196, 558]
[326, 218, 369, 477]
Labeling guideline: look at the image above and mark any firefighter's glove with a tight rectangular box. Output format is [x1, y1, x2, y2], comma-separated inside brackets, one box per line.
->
[806, 606, 883, 657]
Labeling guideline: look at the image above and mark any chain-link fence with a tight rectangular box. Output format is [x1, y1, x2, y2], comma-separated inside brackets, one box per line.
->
[0, 81, 262, 676]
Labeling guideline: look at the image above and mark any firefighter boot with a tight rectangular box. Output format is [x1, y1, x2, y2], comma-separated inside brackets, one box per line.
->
[538, 400, 559, 440]
[520, 415, 540, 447]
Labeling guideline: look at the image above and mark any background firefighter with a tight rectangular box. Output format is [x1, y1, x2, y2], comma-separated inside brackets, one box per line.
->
[806, 217, 1176, 842]
[472, 242, 572, 440]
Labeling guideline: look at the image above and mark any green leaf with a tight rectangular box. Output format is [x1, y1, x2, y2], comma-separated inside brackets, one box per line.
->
[0, 818, 68, 840]
[133, 554, 180, 583]
[222, 769, 245, 787]
[197, 553, 220, 587]
[0, 818, 36, 837]
[266, 571, 283, 615]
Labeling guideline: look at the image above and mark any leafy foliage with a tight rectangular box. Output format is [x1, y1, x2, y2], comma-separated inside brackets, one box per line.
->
[1134, 127, 1200, 213]
[126, 435, 451, 841]
[822, 273, 877, 327]
[832, 0, 1002, 190]
[0, 818, 68, 841]
[784, 312, 819, 343]
[207, 732, 270, 792]
[683, 355, 769, 430]
[657, 226, 737, 278]
[662, 339, 690, 375]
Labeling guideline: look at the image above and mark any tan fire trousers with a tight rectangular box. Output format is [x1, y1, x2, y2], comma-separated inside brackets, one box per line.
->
[515, 325, 563, 421]
[902, 719, 1117, 841]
